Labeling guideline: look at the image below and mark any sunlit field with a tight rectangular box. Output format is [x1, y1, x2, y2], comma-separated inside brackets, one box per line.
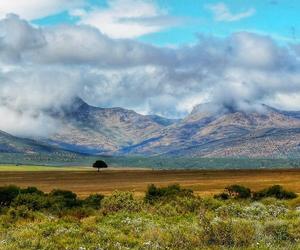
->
[1, 166, 300, 197]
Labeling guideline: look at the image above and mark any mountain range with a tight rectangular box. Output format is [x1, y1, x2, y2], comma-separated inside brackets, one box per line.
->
[2, 98, 300, 158]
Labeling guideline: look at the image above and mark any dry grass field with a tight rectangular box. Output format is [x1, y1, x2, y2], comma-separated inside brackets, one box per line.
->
[0, 166, 300, 197]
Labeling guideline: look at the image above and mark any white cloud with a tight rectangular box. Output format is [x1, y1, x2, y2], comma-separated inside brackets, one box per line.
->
[207, 2, 255, 22]
[72, 0, 181, 39]
[1, 15, 300, 136]
[0, 0, 84, 20]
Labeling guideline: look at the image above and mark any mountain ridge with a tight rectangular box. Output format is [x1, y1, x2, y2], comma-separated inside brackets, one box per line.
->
[1, 97, 300, 158]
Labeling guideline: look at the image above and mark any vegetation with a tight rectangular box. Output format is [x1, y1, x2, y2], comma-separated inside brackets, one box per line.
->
[92, 160, 108, 172]
[214, 184, 297, 201]
[2, 153, 300, 169]
[0, 183, 299, 249]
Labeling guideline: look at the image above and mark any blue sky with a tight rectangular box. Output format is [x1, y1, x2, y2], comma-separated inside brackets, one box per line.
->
[29, 0, 300, 46]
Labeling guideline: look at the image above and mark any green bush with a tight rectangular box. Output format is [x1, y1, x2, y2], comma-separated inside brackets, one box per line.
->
[144, 184, 193, 203]
[21, 186, 44, 196]
[253, 185, 297, 200]
[7, 205, 35, 221]
[214, 192, 230, 200]
[101, 191, 142, 213]
[264, 221, 291, 242]
[225, 185, 251, 199]
[83, 194, 104, 209]
[0, 185, 20, 206]
[12, 193, 49, 211]
[48, 189, 79, 208]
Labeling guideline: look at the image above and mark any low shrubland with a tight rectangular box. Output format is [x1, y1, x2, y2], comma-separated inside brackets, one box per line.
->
[0, 184, 299, 249]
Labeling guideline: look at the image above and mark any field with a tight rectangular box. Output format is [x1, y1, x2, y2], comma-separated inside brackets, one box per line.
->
[1, 165, 300, 249]
[1, 165, 300, 196]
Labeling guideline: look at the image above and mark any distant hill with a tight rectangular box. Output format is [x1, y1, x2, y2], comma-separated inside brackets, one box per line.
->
[44, 97, 177, 154]
[121, 103, 300, 158]
[0, 130, 72, 154]
[1, 98, 300, 158]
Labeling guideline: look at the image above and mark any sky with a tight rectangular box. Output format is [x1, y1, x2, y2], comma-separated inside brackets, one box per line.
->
[0, 0, 300, 136]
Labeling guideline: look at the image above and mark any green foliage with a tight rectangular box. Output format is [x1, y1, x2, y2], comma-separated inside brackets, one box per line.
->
[101, 191, 142, 214]
[225, 185, 251, 199]
[49, 189, 79, 208]
[214, 192, 230, 200]
[12, 193, 49, 211]
[144, 184, 193, 203]
[0, 183, 298, 249]
[83, 194, 104, 209]
[20, 186, 44, 195]
[253, 185, 298, 200]
[0, 185, 20, 206]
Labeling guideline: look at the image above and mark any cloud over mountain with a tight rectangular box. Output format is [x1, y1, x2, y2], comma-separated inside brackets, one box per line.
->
[0, 14, 300, 136]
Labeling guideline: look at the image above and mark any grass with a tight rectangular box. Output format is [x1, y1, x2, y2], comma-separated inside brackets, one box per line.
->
[0, 164, 88, 171]
[0, 183, 299, 249]
[0, 167, 300, 197]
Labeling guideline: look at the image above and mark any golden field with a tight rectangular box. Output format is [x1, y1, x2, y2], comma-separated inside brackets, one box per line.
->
[0, 165, 299, 197]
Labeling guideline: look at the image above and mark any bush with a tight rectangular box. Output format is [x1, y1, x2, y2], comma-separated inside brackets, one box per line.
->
[21, 186, 44, 196]
[144, 184, 193, 203]
[7, 205, 35, 221]
[12, 193, 49, 211]
[0, 185, 20, 206]
[225, 185, 251, 199]
[48, 189, 79, 209]
[83, 194, 104, 209]
[264, 221, 291, 242]
[214, 192, 229, 200]
[253, 185, 297, 200]
[101, 191, 142, 213]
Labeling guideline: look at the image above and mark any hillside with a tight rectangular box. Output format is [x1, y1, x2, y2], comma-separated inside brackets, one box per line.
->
[122, 103, 300, 157]
[1, 98, 300, 158]
[0, 130, 71, 154]
[45, 97, 176, 154]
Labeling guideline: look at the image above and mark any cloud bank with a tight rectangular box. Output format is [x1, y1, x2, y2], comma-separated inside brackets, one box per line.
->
[0, 15, 300, 136]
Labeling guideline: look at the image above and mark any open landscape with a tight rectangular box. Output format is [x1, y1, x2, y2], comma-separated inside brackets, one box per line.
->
[1, 1, 300, 249]
[1, 165, 300, 197]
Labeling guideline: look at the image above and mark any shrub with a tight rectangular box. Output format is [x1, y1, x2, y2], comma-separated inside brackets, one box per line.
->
[209, 218, 234, 246]
[21, 186, 44, 196]
[144, 184, 193, 203]
[7, 205, 35, 221]
[214, 192, 229, 200]
[231, 219, 256, 247]
[12, 193, 49, 211]
[264, 221, 291, 242]
[48, 189, 79, 209]
[0, 185, 20, 206]
[101, 191, 142, 213]
[225, 185, 251, 199]
[83, 194, 104, 209]
[253, 185, 297, 200]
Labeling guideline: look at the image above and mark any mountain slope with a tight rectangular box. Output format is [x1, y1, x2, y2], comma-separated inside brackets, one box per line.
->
[0, 130, 70, 154]
[47, 98, 175, 154]
[121, 104, 300, 157]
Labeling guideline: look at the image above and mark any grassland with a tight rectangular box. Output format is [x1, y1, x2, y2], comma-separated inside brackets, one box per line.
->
[1, 166, 300, 197]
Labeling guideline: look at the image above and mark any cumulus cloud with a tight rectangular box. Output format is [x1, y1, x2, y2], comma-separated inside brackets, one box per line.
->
[71, 0, 182, 39]
[0, 0, 84, 20]
[207, 2, 255, 22]
[0, 14, 300, 137]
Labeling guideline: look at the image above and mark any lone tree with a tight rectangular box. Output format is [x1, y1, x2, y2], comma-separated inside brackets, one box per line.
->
[93, 160, 108, 172]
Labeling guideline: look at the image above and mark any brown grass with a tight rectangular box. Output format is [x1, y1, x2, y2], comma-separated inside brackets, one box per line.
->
[0, 168, 300, 197]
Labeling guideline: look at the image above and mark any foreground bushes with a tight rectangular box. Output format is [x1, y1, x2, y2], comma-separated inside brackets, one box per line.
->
[214, 184, 297, 200]
[0, 184, 298, 249]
